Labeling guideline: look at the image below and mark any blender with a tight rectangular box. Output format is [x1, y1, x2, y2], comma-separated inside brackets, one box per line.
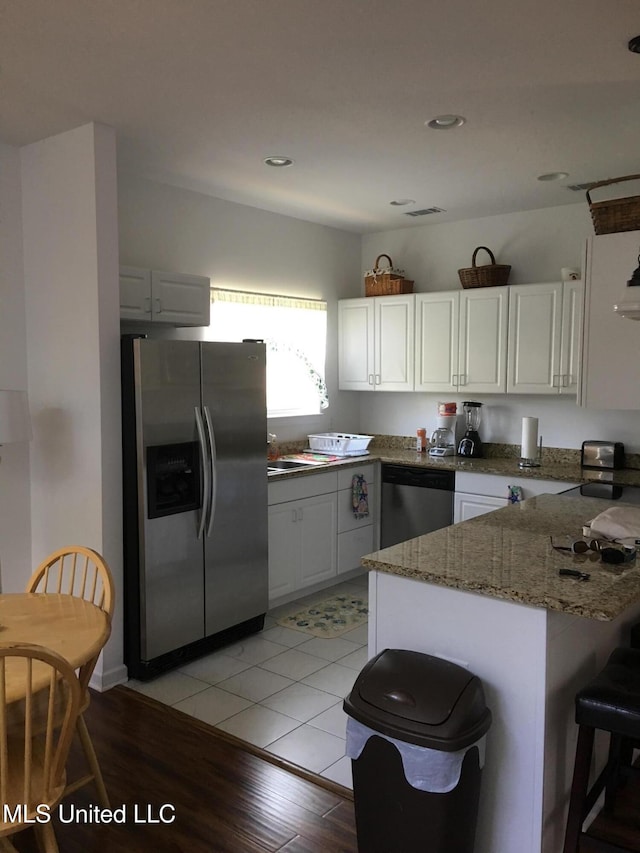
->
[458, 401, 483, 458]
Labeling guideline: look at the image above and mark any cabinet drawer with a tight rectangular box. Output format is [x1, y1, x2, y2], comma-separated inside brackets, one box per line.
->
[337, 463, 376, 491]
[338, 527, 374, 575]
[268, 471, 338, 505]
[338, 481, 377, 533]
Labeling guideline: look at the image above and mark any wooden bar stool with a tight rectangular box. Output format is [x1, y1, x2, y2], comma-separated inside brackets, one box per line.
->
[563, 646, 640, 853]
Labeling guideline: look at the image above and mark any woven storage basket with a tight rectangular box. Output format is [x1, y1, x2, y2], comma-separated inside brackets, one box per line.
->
[587, 174, 640, 235]
[458, 246, 511, 289]
[364, 254, 414, 297]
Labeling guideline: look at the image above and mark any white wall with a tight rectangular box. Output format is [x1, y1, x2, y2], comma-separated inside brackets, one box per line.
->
[360, 205, 640, 452]
[0, 143, 31, 592]
[117, 176, 362, 440]
[21, 124, 125, 688]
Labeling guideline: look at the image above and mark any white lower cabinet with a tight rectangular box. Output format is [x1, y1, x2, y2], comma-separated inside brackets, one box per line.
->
[454, 493, 508, 522]
[453, 472, 579, 524]
[337, 464, 377, 575]
[268, 464, 378, 603]
[268, 493, 338, 597]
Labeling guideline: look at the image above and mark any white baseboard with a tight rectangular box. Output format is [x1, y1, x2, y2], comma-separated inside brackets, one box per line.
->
[90, 663, 128, 693]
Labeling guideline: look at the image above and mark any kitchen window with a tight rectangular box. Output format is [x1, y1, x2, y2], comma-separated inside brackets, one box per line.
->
[206, 289, 328, 417]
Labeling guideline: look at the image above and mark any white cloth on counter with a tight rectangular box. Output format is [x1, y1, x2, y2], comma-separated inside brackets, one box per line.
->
[587, 506, 640, 546]
[346, 717, 486, 793]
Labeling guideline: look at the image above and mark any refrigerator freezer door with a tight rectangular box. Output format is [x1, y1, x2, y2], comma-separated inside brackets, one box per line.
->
[137, 339, 205, 659]
[201, 341, 268, 636]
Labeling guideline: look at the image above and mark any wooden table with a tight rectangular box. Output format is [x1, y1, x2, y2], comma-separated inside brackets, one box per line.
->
[0, 593, 111, 702]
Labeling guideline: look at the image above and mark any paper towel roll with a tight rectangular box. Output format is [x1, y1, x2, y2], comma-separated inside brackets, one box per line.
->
[521, 417, 538, 460]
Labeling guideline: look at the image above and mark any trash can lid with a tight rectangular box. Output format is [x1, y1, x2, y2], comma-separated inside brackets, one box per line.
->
[344, 649, 492, 751]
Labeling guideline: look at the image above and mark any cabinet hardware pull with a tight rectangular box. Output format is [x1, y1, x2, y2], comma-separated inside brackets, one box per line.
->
[368, 374, 374, 385]
[459, 373, 466, 386]
[144, 297, 152, 314]
[155, 297, 162, 314]
[452, 374, 458, 386]
[291, 510, 297, 523]
[297, 508, 304, 521]
[562, 374, 570, 387]
[375, 374, 381, 385]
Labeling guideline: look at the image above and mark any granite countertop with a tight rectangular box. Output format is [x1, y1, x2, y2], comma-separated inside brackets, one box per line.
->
[362, 493, 640, 621]
[268, 445, 640, 487]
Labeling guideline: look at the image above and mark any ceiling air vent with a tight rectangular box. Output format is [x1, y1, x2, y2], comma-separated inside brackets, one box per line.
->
[404, 207, 446, 217]
[566, 183, 598, 192]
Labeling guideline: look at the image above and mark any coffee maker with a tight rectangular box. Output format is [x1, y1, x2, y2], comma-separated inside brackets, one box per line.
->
[458, 401, 483, 458]
[429, 403, 458, 457]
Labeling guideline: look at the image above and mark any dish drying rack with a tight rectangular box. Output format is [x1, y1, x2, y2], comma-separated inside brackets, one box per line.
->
[307, 433, 373, 457]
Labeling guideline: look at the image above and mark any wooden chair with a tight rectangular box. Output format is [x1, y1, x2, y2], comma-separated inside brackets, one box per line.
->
[26, 546, 115, 808]
[0, 642, 82, 853]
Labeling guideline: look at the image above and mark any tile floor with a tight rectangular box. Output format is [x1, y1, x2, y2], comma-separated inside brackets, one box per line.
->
[127, 574, 370, 789]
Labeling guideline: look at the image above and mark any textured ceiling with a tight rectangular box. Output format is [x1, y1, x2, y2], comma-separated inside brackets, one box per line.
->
[2, 0, 640, 232]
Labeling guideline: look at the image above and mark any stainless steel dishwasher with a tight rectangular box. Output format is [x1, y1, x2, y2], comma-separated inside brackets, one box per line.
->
[381, 464, 455, 548]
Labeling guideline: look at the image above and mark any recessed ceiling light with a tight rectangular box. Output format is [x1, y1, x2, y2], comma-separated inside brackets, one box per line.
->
[264, 156, 294, 167]
[426, 114, 466, 130]
[537, 172, 569, 182]
[390, 199, 416, 206]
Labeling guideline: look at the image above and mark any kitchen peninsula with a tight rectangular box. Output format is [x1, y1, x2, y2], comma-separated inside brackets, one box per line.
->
[362, 493, 640, 853]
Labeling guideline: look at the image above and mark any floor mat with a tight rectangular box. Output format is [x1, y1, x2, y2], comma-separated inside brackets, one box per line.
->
[277, 593, 368, 638]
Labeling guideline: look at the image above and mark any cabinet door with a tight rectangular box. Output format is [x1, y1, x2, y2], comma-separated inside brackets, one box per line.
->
[582, 232, 640, 409]
[454, 492, 509, 523]
[268, 504, 299, 600]
[151, 270, 211, 326]
[458, 287, 508, 393]
[338, 299, 375, 390]
[297, 493, 337, 587]
[507, 283, 562, 394]
[414, 292, 460, 392]
[558, 279, 584, 395]
[375, 295, 415, 391]
[337, 526, 374, 575]
[120, 266, 152, 321]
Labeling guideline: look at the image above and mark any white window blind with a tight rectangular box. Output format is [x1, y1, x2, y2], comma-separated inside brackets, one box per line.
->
[207, 289, 328, 417]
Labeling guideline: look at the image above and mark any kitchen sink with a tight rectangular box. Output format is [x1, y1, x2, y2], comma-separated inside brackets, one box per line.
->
[267, 458, 326, 473]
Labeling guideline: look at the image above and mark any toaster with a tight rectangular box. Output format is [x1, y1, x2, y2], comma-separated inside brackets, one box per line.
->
[581, 440, 625, 470]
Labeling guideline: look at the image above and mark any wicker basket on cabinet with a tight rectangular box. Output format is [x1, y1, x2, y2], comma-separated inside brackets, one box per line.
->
[587, 174, 640, 235]
[364, 254, 414, 296]
[458, 246, 511, 289]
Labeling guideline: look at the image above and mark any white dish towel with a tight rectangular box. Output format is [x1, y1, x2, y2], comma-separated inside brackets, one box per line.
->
[586, 506, 640, 546]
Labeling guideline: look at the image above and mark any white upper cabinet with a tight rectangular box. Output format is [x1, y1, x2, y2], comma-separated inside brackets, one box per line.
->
[415, 291, 460, 392]
[507, 280, 583, 395]
[559, 279, 584, 396]
[339, 295, 414, 391]
[120, 266, 211, 326]
[581, 230, 640, 409]
[458, 287, 508, 394]
[415, 287, 507, 394]
[338, 298, 375, 390]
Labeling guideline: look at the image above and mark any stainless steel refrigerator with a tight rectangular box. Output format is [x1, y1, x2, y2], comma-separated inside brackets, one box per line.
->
[121, 336, 268, 680]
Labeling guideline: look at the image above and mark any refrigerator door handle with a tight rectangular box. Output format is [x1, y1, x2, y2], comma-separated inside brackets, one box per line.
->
[203, 405, 217, 537]
[195, 406, 210, 539]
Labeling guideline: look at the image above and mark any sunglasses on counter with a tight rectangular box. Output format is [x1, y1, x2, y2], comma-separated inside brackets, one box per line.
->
[550, 536, 637, 564]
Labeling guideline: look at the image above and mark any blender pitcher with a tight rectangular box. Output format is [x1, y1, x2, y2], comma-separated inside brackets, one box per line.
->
[458, 401, 483, 458]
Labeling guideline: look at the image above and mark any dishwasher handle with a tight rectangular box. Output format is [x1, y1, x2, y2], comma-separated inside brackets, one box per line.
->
[381, 464, 455, 491]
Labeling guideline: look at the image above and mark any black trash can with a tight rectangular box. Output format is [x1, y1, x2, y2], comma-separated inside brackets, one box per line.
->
[344, 648, 492, 853]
